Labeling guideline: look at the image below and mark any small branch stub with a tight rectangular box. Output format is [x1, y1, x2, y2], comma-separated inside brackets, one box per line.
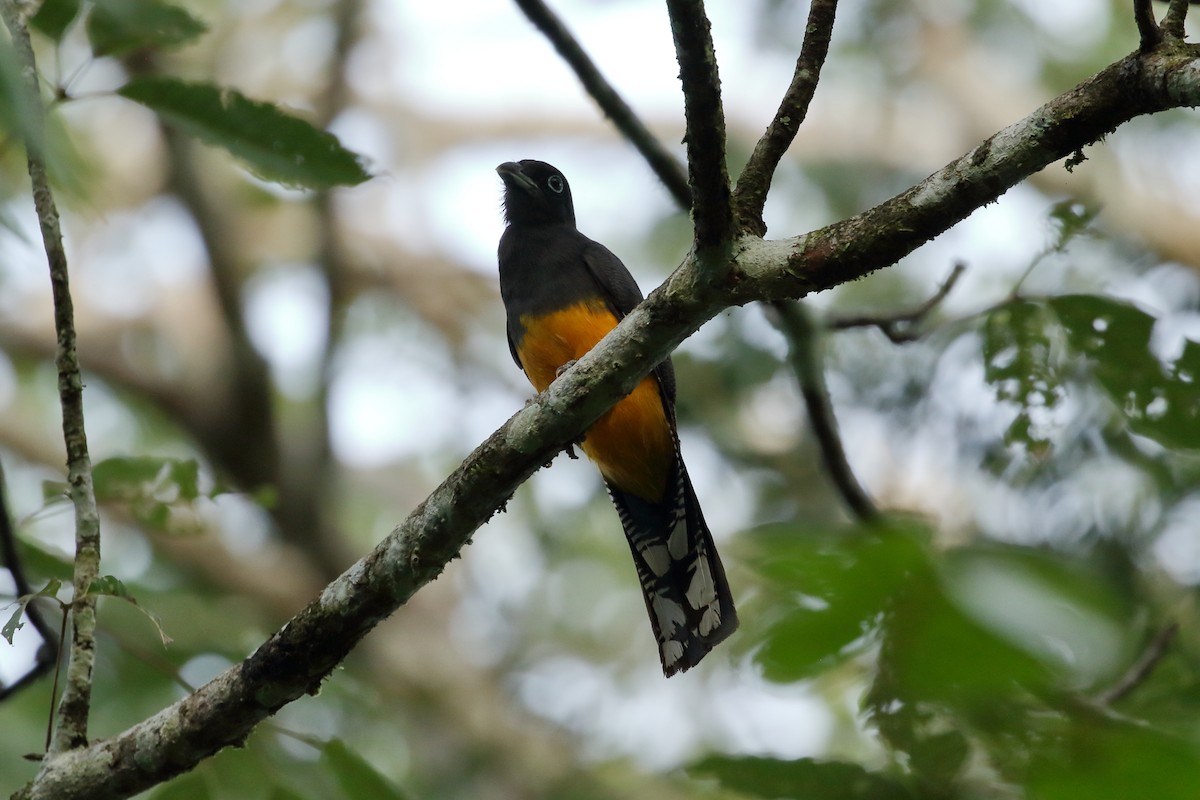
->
[1135, 0, 1162, 50]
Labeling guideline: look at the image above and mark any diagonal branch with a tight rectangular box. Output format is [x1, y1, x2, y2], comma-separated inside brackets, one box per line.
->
[733, 0, 839, 236]
[0, 0, 102, 755]
[15, 37, 1200, 800]
[12, 292, 714, 799]
[511, 0, 691, 208]
[730, 46, 1198, 304]
[769, 301, 879, 522]
[665, 0, 733, 252]
[1093, 621, 1179, 705]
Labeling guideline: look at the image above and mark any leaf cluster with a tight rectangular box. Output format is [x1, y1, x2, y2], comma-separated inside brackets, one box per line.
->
[722, 518, 1198, 800]
[19, 0, 370, 190]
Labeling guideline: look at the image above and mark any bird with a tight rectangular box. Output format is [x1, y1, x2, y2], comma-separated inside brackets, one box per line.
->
[495, 159, 737, 676]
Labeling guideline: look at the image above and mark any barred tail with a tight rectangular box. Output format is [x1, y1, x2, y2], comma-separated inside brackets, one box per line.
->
[607, 450, 738, 677]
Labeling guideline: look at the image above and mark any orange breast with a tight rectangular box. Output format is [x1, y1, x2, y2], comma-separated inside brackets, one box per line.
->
[516, 301, 672, 502]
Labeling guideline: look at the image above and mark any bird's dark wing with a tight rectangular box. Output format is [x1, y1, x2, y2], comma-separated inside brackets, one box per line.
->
[581, 241, 645, 317]
[506, 330, 523, 370]
[581, 242, 678, 404]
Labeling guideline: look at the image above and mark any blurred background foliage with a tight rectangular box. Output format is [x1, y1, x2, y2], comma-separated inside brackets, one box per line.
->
[2, 0, 1200, 798]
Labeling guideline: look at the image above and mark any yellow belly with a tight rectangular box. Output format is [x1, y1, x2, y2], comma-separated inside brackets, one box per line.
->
[516, 301, 671, 502]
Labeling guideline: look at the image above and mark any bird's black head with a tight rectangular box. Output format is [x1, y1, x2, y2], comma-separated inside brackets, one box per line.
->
[497, 160, 576, 227]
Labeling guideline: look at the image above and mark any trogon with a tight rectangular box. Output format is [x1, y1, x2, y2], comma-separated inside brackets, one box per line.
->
[496, 159, 738, 676]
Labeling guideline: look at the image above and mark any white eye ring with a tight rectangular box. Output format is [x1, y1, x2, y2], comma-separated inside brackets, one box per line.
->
[547, 175, 565, 193]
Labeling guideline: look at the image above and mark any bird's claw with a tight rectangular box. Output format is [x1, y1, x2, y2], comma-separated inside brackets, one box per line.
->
[555, 361, 584, 457]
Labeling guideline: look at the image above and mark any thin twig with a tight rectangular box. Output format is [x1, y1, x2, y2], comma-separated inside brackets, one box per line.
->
[45, 605, 68, 754]
[1134, 0, 1162, 50]
[665, 0, 733, 251]
[1162, 0, 1191, 40]
[732, 2, 861, 523]
[828, 263, 966, 343]
[0, 460, 60, 704]
[769, 301, 879, 523]
[0, 0, 102, 754]
[733, 0, 839, 236]
[1094, 622, 1179, 705]
[511, 0, 691, 209]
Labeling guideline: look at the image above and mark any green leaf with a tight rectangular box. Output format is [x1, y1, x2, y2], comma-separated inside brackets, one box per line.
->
[167, 458, 201, 501]
[13, 541, 72, 583]
[1047, 199, 1100, 251]
[30, 0, 83, 41]
[0, 39, 41, 153]
[2, 601, 27, 644]
[983, 293, 1200, 454]
[1028, 717, 1200, 800]
[87, 574, 173, 645]
[88, 574, 132, 600]
[748, 522, 928, 682]
[886, 570, 1052, 705]
[92, 455, 206, 532]
[117, 77, 372, 189]
[322, 740, 411, 800]
[690, 756, 914, 800]
[983, 299, 1064, 452]
[265, 788, 310, 800]
[3, 579, 63, 645]
[1050, 294, 1200, 450]
[86, 0, 207, 57]
[93, 456, 172, 499]
[41, 479, 70, 504]
[942, 545, 1134, 687]
[250, 483, 279, 509]
[0, 47, 93, 200]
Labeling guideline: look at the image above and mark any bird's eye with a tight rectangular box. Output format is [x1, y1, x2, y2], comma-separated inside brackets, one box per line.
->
[546, 175, 565, 193]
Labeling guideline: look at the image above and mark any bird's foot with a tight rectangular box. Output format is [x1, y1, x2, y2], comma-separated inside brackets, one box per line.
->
[558, 360, 583, 458]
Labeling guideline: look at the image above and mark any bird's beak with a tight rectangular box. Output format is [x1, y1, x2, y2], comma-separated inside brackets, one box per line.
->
[496, 162, 538, 194]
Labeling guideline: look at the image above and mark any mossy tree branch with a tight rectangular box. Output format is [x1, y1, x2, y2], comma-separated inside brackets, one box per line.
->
[768, 300, 879, 522]
[13, 24, 1200, 800]
[0, 0, 103, 756]
[730, 45, 1200, 303]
